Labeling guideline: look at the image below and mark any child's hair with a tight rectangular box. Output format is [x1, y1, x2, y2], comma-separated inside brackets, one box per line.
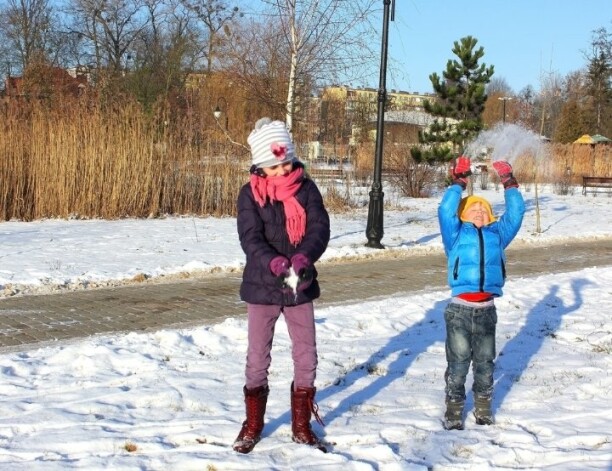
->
[458, 195, 496, 222]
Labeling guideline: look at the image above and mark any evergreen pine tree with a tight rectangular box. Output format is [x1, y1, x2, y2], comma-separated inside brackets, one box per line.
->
[412, 36, 494, 164]
[584, 27, 612, 137]
[553, 99, 588, 143]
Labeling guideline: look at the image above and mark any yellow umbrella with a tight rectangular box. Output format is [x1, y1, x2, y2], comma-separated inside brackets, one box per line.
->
[573, 134, 595, 144]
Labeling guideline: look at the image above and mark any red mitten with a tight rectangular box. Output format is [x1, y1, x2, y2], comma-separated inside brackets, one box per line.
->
[492, 161, 519, 189]
[269, 256, 290, 277]
[290, 253, 313, 292]
[452, 156, 472, 189]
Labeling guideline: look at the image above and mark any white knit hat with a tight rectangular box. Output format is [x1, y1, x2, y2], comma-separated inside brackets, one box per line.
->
[247, 118, 296, 168]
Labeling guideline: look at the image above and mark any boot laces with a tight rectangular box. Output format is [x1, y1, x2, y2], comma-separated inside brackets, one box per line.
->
[308, 397, 325, 426]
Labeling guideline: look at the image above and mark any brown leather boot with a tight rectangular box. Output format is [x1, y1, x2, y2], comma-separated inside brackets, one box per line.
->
[233, 385, 269, 454]
[290, 382, 327, 452]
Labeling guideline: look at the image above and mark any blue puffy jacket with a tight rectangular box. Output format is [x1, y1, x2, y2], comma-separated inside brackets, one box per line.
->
[237, 163, 330, 306]
[438, 185, 525, 297]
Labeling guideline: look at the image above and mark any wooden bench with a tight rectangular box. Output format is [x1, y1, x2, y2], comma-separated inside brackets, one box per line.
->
[308, 168, 345, 184]
[582, 176, 612, 195]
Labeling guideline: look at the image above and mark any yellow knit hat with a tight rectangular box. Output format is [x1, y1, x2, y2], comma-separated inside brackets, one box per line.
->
[458, 195, 496, 223]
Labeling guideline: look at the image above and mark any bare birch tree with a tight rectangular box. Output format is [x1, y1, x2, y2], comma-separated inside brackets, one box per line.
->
[260, 0, 379, 133]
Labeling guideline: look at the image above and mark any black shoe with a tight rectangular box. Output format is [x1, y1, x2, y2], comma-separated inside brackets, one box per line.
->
[475, 415, 494, 426]
[443, 417, 465, 430]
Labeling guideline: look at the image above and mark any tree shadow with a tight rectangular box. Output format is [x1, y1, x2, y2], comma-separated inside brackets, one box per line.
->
[491, 278, 593, 414]
[492, 193, 551, 215]
[398, 232, 440, 247]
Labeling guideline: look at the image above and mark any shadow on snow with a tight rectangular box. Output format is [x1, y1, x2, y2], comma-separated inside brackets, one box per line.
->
[492, 278, 593, 414]
[261, 276, 592, 448]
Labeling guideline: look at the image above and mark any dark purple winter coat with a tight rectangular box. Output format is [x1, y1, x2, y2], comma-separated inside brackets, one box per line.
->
[237, 164, 330, 306]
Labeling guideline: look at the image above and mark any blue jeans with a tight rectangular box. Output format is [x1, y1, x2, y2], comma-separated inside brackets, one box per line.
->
[444, 302, 497, 402]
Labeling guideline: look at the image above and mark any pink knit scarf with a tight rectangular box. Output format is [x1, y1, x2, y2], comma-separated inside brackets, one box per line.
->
[250, 167, 306, 246]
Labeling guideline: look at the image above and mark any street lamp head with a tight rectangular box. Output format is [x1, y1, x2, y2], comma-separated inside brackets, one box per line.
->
[213, 96, 229, 130]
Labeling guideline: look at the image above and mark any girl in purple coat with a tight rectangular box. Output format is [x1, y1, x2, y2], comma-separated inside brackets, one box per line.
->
[233, 118, 330, 454]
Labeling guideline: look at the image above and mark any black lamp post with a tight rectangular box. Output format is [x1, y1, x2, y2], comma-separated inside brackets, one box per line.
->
[214, 96, 228, 130]
[365, 0, 395, 249]
[498, 96, 512, 123]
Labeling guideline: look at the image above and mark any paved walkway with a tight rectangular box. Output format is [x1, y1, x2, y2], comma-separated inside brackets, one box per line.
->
[1, 239, 611, 353]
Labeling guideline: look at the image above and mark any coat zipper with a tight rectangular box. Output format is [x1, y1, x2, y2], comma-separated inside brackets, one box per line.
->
[478, 227, 485, 292]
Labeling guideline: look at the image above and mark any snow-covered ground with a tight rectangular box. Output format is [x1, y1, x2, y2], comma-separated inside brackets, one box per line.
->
[0, 186, 611, 470]
[1, 185, 610, 296]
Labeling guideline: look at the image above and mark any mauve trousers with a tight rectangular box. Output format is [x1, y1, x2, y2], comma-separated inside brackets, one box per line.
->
[245, 302, 318, 390]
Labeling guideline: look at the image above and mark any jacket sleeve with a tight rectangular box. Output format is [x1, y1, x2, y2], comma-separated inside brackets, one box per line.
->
[295, 180, 330, 263]
[497, 187, 525, 248]
[438, 184, 463, 255]
[236, 185, 279, 273]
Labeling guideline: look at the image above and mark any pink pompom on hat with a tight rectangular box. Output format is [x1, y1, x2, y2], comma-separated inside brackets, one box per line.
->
[247, 118, 296, 168]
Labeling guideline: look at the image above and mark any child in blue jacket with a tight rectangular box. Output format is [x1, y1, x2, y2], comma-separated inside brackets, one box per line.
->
[438, 156, 525, 430]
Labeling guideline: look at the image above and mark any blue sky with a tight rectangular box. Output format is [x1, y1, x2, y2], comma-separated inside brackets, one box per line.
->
[385, 0, 611, 94]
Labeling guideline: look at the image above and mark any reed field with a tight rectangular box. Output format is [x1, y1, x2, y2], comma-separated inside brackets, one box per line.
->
[0, 101, 610, 221]
[0, 100, 250, 221]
